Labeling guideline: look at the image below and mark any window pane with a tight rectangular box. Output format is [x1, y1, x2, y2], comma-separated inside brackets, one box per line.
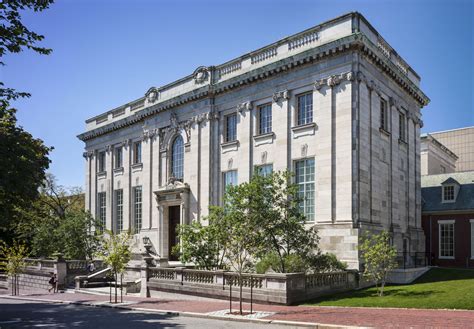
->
[134, 142, 142, 164]
[258, 104, 272, 134]
[171, 136, 184, 180]
[134, 186, 142, 233]
[297, 93, 313, 126]
[115, 189, 123, 232]
[440, 223, 454, 258]
[97, 192, 106, 232]
[295, 158, 315, 221]
[98, 152, 106, 172]
[115, 147, 122, 169]
[226, 114, 237, 142]
[256, 164, 273, 177]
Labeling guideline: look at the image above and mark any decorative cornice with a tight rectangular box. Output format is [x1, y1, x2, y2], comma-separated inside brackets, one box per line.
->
[78, 33, 429, 142]
[272, 90, 289, 103]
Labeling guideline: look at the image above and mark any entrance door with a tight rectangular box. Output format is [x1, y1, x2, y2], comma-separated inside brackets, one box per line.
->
[168, 205, 180, 261]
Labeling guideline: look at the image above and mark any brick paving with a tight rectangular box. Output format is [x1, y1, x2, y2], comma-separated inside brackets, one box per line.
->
[2, 289, 474, 328]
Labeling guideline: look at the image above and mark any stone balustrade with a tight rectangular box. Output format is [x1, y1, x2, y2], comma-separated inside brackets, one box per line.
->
[147, 267, 357, 305]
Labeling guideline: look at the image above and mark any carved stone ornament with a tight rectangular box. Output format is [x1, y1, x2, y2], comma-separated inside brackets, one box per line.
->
[228, 158, 233, 170]
[194, 66, 209, 84]
[301, 144, 308, 157]
[143, 128, 158, 141]
[261, 151, 268, 164]
[272, 90, 289, 103]
[82, 150, 94, 158]
[327, 75, 341, 87]
[106, 145, 112, 153]
[314, 80, 325, 90]
[237, 101, 252, 113]
[145, 87, 159, 103]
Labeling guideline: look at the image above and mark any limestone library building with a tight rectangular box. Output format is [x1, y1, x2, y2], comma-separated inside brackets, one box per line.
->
[78, 12, 429, 269]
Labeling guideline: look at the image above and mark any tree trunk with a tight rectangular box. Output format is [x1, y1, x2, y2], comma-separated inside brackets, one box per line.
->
[239, 275, 243, 315]
[114, 271, 118, 303]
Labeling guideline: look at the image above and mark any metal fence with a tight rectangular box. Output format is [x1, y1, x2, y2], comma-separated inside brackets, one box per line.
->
[395, 252, 431, 269]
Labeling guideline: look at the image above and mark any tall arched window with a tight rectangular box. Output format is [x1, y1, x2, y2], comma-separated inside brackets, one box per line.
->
[171, 135, 184, 180]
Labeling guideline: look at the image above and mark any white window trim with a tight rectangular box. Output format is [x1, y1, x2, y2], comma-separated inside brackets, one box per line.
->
[442, 184, 456, 203]
[470, 219, 474, 260]
[438, 220, 455, 260]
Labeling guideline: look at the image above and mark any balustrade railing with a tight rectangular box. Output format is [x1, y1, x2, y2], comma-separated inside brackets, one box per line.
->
[305, 271, 348, 289]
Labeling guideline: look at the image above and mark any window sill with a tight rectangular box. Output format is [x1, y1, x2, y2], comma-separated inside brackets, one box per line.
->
[253, 132, 274, 146]
[131, 163, 143, 173]
[221, 140, 239, 153]
[97, 171, 107, 178]
[398, 138, 408, 146]
[113, 167, 124, 173]
[379, 128, 391, 137]
[439, 256, 455, 260]
[292, 122, 317, 138]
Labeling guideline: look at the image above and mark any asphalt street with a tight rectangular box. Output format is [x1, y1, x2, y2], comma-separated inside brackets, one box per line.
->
[0, 297, 304, 329]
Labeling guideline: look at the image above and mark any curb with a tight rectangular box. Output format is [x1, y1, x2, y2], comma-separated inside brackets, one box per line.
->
[0, 295, 367, 329]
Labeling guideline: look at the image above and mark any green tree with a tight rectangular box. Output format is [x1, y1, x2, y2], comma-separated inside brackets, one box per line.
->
[96, 232, 131, 303]
[0, 0, 54, 244]
[173, 206, 228, 270]
[243, 171, 321, 273]
[359, 231, 397, 296]
[1, 0, 54, 100]
[15, 175, 100, 259]
[0, 241, 29, 296]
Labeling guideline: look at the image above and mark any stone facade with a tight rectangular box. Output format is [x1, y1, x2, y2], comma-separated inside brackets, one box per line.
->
[78, 12, 429, 269]
[429, 126, 474, 172]
[420, 134, 458, 175]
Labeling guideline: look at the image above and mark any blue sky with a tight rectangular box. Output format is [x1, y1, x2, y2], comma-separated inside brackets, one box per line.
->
[3, 0, 473, 188]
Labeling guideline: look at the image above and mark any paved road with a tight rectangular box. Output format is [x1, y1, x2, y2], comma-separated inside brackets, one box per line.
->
[0, 297, 303, 329]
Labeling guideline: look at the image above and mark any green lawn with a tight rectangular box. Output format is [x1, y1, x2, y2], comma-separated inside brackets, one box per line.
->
[305, 268, 474, 310]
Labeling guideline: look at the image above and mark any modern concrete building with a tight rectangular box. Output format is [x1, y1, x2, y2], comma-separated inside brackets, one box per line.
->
[429, 127, 474, 172]
[77, 12, 429, 269]
[420, 134, 458, 175]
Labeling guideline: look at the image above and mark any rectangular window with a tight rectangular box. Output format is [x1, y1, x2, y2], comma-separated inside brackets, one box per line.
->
[97, 192, 106, 232]
[439, 221, 454, 258]
[258, 103, 272, 135]
[225, 113, 237, 142]
[223, 170, 238, 194]
[98, 151, 106, 173]
[295, 158, 315, 221]
[133, 186, 142, 233]
[114, 146, 123, 169]
[297, 93, 313, 126]
[443, 185, 455, 202]
[133, 141, 142, 164]
[115, 189, 123, 232]
[399, 112, 406, 141]
[380, 99, 388, 131]
[256, 164, 273, 177]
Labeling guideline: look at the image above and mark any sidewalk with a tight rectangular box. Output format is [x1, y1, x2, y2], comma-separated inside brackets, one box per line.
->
[2, 289, 474, 328]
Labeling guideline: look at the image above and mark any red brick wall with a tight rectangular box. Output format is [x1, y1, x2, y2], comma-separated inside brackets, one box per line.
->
[422, 213, 474, 268]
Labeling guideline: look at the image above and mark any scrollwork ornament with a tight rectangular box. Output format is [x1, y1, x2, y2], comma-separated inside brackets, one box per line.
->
[237, 101, 252, 113]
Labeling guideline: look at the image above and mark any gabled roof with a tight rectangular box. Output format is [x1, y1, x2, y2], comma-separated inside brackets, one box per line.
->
[422, 171, 474, 213]
[441, 177, 460, 185]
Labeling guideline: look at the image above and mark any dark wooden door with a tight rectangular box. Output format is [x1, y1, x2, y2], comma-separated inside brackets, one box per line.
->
[168, 205, 180, 261]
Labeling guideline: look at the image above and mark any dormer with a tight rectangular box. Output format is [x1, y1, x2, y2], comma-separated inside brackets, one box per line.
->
[441, 177, 460, 203]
